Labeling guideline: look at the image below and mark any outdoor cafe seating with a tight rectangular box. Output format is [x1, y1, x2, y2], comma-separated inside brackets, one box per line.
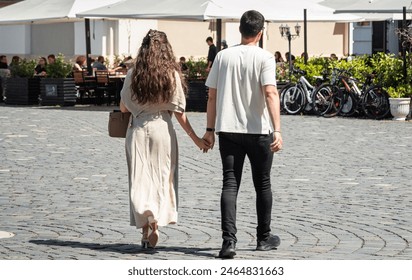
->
[73, 69, 126, 106]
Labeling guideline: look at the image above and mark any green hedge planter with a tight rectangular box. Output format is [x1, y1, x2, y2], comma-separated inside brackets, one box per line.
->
[40, 78, 76, 106]
[5, 77, 41, 105]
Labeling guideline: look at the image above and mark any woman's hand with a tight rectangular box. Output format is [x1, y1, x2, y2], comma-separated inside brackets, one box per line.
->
[194, 136, 211, 152]
[173, 111, 211, 152]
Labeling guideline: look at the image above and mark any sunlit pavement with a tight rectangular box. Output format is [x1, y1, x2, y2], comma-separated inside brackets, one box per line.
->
[1, 104, 411, 259]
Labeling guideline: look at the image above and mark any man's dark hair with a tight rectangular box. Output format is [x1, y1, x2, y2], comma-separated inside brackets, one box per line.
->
[206, 36, 213, 43]
[239, 10, 265, 38]
[47, 54, 55, 59]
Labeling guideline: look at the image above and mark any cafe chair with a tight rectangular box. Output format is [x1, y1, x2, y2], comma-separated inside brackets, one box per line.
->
[73, 70, 96, 104]
[95, 70, 116, 105]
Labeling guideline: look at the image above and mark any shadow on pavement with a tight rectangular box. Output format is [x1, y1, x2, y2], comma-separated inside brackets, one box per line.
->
[0, 103, 118, 112]
[29, 239, 217, 258]
[35, 105, 118, 112]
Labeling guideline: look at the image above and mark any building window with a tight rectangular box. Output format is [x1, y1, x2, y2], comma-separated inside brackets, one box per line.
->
[356, 22, 371, 27]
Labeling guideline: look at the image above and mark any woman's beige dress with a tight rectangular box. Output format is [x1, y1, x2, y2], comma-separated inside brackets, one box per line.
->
[120, 70, 186, 228]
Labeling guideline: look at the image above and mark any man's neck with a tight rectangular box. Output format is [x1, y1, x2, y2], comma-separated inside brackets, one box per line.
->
[241, 36, 260, 46]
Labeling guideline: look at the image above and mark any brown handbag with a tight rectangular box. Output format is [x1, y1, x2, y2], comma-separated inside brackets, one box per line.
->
[108, 110, 131, 138]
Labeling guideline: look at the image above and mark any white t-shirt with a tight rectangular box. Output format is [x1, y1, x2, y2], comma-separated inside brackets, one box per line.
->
[205, 44, 277, 134]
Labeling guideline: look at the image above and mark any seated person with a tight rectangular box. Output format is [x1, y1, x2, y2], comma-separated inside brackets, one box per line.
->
[47, 54, 56, 64]
[34, 57, 47, 76]
[179, 56, 188, 71]
[330, 53, 338, 61]
[179, 56, 189, 76]
[301, 52, 309, 61]
[285, 52, 296, 64]
[274, 51, 284, 63]
[9, 56, 20, 67]
[8, 56, 21, 73]
[221, 39, 228, 50]
[0, 55, 11, 102]
[113, 56, 133, 72]
[0, 55, 8, 69]
[73, 55, 87, 71]
[92, 56, 107, 71]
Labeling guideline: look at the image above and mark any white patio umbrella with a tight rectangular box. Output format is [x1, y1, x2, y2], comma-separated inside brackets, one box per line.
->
[0, 0, 120, 73]
[331, 0, 412, 14]
[77, 0, 362, 22]
[0, 0, 120, 24]
[319, 0, 412, 20]
[77, 0, 221, 21]
[209, 0, 362, 22]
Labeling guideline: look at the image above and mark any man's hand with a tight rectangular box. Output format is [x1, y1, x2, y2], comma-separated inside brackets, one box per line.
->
[202, 131, 215, 153]
[270, 131, 283, 152]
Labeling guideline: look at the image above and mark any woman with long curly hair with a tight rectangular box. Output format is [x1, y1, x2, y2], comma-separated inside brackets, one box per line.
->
[120, 29, 210, 248]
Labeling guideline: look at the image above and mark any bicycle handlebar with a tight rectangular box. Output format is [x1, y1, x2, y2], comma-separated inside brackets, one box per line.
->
[292, 68, 307, 76]
[332, 68, 352, 76]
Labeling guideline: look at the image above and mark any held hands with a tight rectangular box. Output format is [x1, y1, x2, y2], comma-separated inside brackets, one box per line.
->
[201, 131, 215, 153]
[194, 135, 212, 152]
[270, 131, 283, 153]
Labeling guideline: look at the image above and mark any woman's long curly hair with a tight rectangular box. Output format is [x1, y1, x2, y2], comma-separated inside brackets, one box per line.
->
[131, 29, 186, 104]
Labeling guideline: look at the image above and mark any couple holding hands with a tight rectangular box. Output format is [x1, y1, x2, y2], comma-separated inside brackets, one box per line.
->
[120, 10, 283, 259]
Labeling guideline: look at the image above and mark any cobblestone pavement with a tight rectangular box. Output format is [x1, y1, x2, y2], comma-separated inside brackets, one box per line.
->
[0, 104, 411, 260]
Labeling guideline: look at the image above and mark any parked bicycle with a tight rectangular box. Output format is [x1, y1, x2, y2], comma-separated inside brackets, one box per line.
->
[312, 68, 390, 119]
[338, 72, 390, 119]
[281, 68, 325, 115]
[311, 68, 347, 118]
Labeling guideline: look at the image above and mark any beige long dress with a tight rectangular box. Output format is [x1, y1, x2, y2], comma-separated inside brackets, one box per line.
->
[120, 70, 186, 228]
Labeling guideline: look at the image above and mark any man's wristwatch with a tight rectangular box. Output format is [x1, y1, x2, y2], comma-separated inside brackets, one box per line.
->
[206, 128, 215, 132]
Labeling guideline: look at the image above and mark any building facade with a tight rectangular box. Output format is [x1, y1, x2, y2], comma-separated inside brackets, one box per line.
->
[0, 0, 404, 63]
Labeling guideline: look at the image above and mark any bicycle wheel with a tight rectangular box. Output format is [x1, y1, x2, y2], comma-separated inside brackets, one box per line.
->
[282, 84, 306, 115]
[362, 86, 390, 119]
[339, 91, 358, 117]
[303, 93, 314, 114]
[279, 82, 295, 113]
[323, 85, 345, 118]
[312, 84, 334, 116]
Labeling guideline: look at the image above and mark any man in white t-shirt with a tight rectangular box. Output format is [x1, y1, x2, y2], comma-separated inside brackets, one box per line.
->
[203, 10, 283, 259]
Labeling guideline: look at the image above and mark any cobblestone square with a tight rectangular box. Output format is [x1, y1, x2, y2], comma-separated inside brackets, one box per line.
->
[0, 104, 411, 260]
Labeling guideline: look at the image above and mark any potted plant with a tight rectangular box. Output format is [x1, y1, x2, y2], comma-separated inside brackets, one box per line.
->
[386, 85, 411, 121]
[40, 54, 76, 106]
[365, 53, 409, 120]
[367, 53, 411, 120]
[5, 59, 41, 105]
[185, 57, 208, 112]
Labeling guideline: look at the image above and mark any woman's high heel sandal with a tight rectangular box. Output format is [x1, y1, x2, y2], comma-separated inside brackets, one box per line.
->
[141, 225, 149, 248]
[148, 222, 159, 248]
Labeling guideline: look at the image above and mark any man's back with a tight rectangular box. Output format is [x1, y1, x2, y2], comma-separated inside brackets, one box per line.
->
[93, 61, 107, 71]
[206, 45, 276, 134]
[203, 10, 283, 259]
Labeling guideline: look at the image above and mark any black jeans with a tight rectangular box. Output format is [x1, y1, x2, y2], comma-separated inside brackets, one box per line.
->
[218, 132, 274, 243]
